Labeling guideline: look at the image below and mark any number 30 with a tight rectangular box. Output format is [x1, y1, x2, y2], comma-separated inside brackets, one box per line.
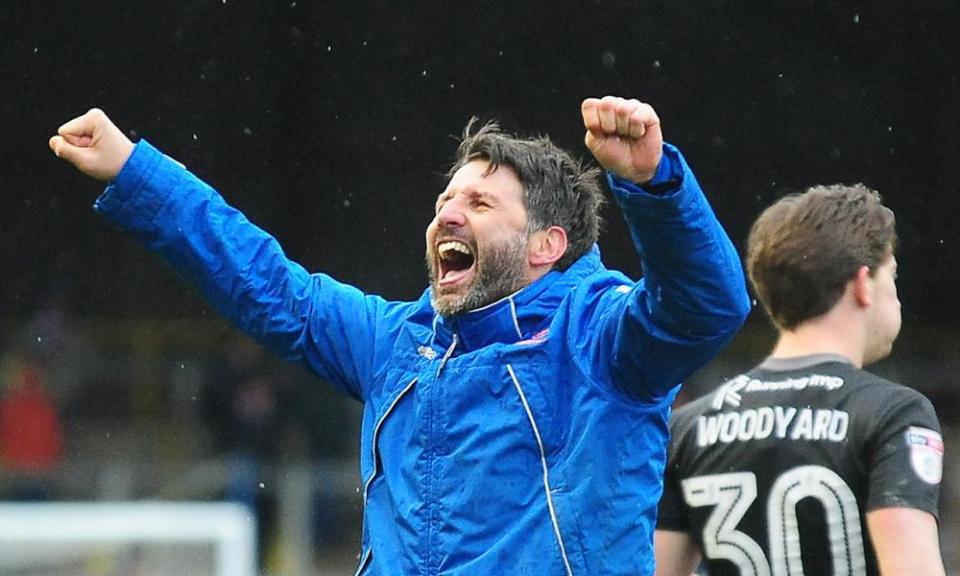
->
[681, 465, 865, 575]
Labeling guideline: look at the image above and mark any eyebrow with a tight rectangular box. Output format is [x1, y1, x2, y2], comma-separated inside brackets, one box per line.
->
[435, 188, 494, 207]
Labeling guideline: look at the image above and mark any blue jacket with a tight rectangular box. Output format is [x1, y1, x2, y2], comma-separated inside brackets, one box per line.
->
[95, 140, 749, 575]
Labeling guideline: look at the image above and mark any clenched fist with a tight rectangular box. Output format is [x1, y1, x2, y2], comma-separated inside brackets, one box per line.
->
[581, 96, 663, 185]
[49, 108, 135, 181]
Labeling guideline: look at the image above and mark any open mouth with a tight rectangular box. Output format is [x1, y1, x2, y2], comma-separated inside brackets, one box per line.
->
[436, 240, 476, 286]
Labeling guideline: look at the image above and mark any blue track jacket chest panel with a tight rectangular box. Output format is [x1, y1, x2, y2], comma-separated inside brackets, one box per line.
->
[95, 140, 749, 575]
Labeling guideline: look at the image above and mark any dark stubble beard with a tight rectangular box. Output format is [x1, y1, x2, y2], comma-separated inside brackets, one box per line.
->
[427, 231, 530, 317]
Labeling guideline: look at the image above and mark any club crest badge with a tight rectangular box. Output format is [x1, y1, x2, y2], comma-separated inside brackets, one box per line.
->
[516, 328, 549, 346]
[417, 346, 438, 360]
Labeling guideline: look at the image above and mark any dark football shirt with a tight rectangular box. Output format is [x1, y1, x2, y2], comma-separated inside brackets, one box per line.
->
[658, 354, 942, 576]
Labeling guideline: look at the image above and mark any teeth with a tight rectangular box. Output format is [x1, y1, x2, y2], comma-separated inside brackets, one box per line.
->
[438, 241, 471, 256]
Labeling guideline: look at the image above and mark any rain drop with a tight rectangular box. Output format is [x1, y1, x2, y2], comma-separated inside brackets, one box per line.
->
[852, 13, 860, 24]
[601, 50, 616, 70]
[192, 134, 198, 141]
[258, 482, 265, 489]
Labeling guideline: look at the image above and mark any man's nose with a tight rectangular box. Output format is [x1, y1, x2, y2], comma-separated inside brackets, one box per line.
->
[436, 198, 466, 227]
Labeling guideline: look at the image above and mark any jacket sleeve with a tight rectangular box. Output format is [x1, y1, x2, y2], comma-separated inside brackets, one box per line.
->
[595, 143, 750, 401]
[93, 139, 384, 401]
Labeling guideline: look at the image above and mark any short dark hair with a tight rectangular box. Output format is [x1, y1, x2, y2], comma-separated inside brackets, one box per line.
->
[747, 183, 897, 330]
[448, 119, 605, 270]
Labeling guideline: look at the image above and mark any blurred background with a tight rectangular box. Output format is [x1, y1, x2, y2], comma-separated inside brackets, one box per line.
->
[1, 1, 958, 573]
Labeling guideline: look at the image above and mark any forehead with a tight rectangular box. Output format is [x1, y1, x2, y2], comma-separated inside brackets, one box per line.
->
[443, 159, 524, 203]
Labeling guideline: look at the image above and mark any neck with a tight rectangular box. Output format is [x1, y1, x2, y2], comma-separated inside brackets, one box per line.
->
[770, 308, 866, 368]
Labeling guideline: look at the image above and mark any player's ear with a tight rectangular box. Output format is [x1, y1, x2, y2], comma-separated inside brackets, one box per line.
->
[528, 226, 567, 268]
[852, 265, 873, 307]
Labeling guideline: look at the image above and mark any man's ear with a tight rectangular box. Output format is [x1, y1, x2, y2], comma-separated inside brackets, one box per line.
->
[528, 226, 568, 268]
[852, 265, 873, 307]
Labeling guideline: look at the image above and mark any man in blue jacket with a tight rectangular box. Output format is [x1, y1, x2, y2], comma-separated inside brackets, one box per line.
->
[50, 96, 750, 575]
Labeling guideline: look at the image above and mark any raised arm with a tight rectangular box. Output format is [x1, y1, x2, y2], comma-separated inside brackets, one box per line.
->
[581, 96, 750, 399]
[49, 110, 385, 400]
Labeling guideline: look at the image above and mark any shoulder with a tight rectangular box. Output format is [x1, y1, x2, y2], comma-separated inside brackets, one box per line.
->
[561, 258, 638, 312]
[841, 367, 936, 415]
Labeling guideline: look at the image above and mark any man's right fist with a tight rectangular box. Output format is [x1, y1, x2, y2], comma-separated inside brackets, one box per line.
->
[49, 108, 135, 181]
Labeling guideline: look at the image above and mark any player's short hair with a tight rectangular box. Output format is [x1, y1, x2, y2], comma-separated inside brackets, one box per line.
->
[747, 183, 897, 330]
[448, 119, 605, 271]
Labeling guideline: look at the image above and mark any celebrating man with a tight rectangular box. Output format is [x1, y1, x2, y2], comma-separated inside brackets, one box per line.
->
[51, 96, 749, 575]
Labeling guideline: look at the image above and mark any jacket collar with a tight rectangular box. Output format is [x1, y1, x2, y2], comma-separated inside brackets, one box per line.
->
[429, 245, 603, 352]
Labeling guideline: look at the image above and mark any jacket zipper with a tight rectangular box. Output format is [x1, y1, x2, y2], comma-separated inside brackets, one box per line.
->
[428, 334, 457, 573]
[506, 364, 574, 576]
[436, 334, 458, 378]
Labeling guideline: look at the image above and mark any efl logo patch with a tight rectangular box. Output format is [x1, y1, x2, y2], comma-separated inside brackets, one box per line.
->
[905, 426, 944, 485]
